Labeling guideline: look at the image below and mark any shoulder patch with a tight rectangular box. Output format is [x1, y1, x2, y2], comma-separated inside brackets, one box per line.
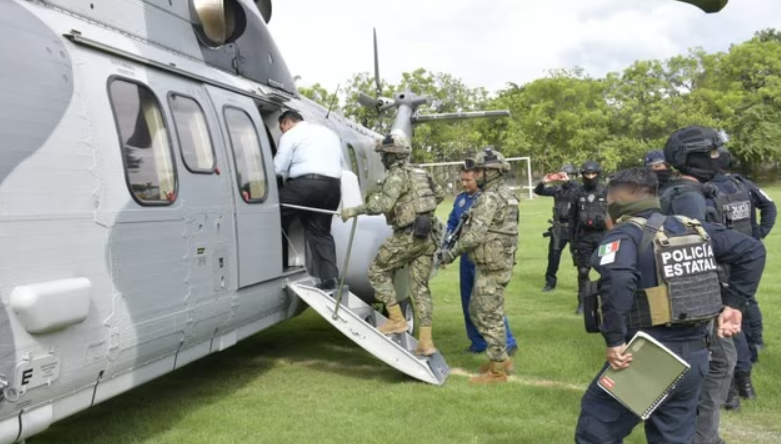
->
[598, 240, 621, 265]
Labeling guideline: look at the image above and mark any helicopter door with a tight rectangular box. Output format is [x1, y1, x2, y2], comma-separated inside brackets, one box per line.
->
[204, 86, 283, 287]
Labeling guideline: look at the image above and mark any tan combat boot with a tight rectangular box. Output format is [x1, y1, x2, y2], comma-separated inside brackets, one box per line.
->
[470, 360, 509, 384]
[479, 357, 514, 375]
[378, 304, 409, 335]
[415, 326, 437, 357]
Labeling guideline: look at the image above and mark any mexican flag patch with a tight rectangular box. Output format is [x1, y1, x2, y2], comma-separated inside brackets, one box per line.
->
[598, 240, 621, 256]
[598, 240, 620, 265]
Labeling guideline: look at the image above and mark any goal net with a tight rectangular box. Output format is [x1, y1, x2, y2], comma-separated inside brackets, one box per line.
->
[415, 157, 534, 200]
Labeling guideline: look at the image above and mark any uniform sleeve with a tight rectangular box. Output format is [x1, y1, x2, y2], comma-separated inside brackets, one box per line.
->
[705, 222, 767, 309]
[670, 189, 707, 221]
[363, 168, 406, 215]
[534, 182, 560, 197]
[273, 133, 294, 180]
[592, 231, 639, 347]
[449, 193, 500, 256]
[430, 173, 447, 205]
[750, 185, 776, 239]
[446, 198, 461, 234]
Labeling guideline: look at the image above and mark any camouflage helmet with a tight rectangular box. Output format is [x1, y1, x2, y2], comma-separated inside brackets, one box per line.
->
[465, 146, 510, 172]
[375, 130, 411, 154]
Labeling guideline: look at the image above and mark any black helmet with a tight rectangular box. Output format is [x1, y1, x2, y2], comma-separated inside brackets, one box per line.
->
[580, 160, 602, 175]
[663, 125, 722, 171]
[561, 164, 578, 175]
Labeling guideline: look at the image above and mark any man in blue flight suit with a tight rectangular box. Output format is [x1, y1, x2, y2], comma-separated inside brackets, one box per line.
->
[445, 166, 518, 355]
[660, 125, 738, 444]
[536, 164, 581, 292]
[574, 167, 765, 444]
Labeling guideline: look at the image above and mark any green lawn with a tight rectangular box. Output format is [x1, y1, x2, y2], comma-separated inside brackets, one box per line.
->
[31, 187, 781, 444]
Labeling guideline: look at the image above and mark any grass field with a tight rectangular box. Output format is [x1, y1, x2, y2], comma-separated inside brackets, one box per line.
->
[31, 187, 781, 444]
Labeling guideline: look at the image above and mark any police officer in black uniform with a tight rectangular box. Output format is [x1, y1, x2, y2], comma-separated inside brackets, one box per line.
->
[644, 150, 674, 192]
[571, 161, 610, 314]
[661, 125, 738, 444]
[536, 164, 580, 292]
[717, 147, 775, 369]
[574, 167, 765, 444]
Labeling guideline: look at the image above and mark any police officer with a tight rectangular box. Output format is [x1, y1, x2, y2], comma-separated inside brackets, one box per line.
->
[445, 165, 518, 355]
[574, 167, 765, 444]
[661, 125, 738, 444]
[717, 147, 774, 366]
[535, 164, 580, 292]
[644, 150, 673, 191]
[341, 130, 445, 356]
[571, 161, 610, 314]
[438, 147, 518, 383]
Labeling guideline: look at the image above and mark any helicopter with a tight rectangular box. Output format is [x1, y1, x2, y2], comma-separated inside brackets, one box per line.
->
[0, 0, 727, 442]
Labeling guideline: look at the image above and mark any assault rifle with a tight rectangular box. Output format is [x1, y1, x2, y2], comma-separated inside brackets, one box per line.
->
[434, 211, 469, 270]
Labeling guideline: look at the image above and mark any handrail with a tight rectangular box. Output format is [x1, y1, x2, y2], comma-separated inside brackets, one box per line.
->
[279, 203, 358, 318]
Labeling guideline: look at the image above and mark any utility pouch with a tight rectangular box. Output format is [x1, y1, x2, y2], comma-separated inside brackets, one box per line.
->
[413, 214, 432, 239]
[582, 280, 602, 334]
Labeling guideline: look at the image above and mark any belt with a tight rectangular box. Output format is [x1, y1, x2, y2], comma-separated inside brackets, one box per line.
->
[289, 174, 340, 182]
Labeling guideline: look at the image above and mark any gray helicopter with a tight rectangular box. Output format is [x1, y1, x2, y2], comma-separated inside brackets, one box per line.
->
[0, 0, 726, 442]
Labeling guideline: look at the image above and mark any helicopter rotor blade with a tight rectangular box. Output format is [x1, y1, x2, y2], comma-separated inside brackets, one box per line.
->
[357, 91, 378, 109]
[373, 27, 382, 98]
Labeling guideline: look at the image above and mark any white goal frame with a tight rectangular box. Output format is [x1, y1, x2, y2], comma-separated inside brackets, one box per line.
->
[415, 156, 534, 199]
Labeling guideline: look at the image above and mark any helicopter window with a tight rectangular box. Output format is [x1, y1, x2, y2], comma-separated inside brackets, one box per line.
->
[224, 107, 268, 203]
[108, 79, 178, 205]
[346, 144, 362, 187]
[169, 94, 216, 174]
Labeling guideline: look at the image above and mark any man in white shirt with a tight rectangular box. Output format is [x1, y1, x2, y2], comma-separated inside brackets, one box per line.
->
[274, 110, 343, 291]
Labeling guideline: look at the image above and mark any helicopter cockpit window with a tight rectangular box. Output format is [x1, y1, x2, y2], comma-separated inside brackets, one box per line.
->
[108, 79, 178, 205]
[169, 94, 216, 173]
[224, 108, 268, 203]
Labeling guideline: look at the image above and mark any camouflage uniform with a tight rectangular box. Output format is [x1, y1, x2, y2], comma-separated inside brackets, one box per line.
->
[342, 131, 444, 354]
[441, 148, 519, 381]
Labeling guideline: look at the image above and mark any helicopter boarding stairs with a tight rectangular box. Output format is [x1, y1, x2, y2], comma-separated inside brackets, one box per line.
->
[281, 202, 449, 386]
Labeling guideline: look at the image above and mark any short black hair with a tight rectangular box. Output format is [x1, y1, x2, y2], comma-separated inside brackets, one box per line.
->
[278, 110, 304, 124]
[607, 167, 658, 196]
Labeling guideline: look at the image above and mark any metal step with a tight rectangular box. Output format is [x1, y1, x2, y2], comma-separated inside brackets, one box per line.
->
[286, 282, 449, 386]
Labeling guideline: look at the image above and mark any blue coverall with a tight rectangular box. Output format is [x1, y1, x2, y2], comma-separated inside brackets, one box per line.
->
[446, 191, 518, 353]
[575, 211, 765, 444]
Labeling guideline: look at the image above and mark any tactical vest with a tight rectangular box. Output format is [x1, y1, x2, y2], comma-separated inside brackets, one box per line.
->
[553, 197, 572, 222]
[471, 183, 519, 271]
[388, 165, 438, 229]
[706, 177, 753, 236]
[577, 186, 607, 230]
[622, 214, 723, 329]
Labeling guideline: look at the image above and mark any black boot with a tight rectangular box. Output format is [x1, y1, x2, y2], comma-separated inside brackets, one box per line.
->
[735, 370, 757, 400]
[724, 378, 741, 411]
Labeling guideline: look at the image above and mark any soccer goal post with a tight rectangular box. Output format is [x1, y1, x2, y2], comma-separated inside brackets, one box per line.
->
[415, 157, 534, 200]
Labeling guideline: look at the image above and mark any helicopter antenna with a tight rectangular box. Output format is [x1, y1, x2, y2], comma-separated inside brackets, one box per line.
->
[325, 83, 341, 119]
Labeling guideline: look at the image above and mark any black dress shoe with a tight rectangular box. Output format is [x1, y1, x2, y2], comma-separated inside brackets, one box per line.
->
[542, 284, 555, 293]
[316, 278, 338, 292]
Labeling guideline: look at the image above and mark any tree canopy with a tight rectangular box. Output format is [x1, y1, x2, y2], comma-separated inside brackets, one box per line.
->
[296, 28, 781, 177]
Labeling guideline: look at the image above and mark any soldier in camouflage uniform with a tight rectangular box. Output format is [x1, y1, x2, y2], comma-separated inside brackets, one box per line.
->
[437, 147, 519, 383]
[341, 130, 445, 356]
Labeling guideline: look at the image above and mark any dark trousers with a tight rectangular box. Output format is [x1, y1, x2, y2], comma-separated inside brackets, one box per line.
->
[695, 335, 737, 444]
[279, 176, 341, 281]
[734, 331, 752, 373]
[575, 230, 604, 302]
[575, 341, 709, 444]
[744, 298, 764, 361]
[545, 234, 570, 288]
[460, 255, 517, 352]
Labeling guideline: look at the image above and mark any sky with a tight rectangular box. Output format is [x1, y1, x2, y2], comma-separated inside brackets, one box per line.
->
[267, 0, 781, 94]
